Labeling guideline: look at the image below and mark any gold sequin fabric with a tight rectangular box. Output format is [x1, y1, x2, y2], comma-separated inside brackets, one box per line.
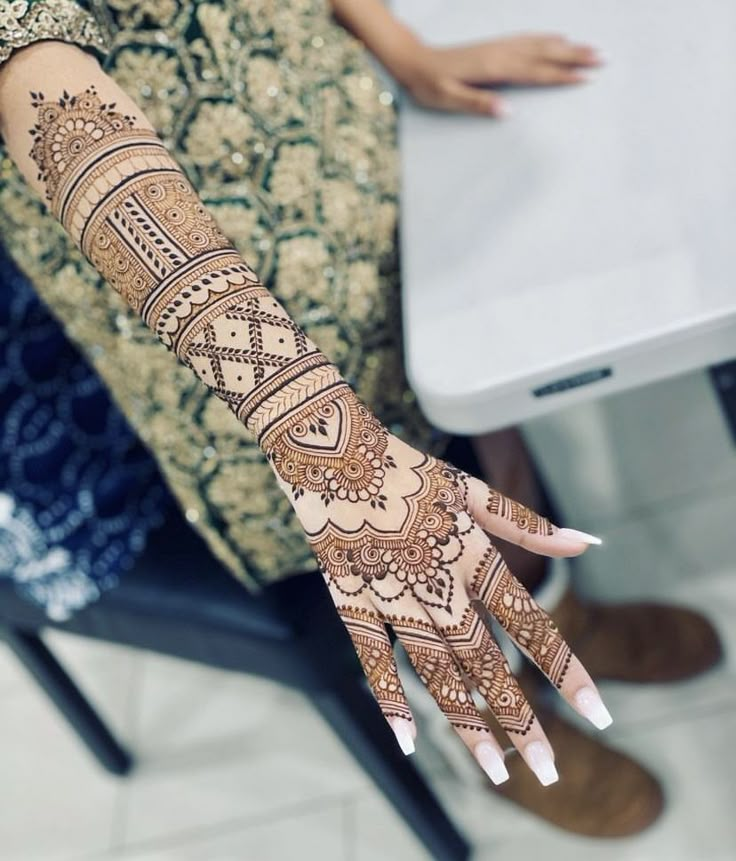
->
[0, 0, 441, 590]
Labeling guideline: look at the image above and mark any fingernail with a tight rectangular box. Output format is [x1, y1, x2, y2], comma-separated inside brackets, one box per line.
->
[475, 741, 510, 785]
[388, 717, 415, 756]
[556, 528, 603, 546]
[493, 100, 512, 118]
[574, 686, 613, 730]
[525, 741, 558, 786]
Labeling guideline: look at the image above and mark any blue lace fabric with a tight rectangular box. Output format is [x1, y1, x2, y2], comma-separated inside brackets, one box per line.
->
[0, 244, 172, 620]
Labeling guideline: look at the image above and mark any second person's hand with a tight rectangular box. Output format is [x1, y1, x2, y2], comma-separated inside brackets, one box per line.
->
[397, 33, 602, 117]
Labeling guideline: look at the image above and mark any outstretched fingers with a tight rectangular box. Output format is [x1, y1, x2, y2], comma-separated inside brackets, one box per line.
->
[423, 585, 559, 787]
[470, 545, 613, 732]
[391, 612, 510, 785]
[338, 603, 416, 755]
[464, 474, 602, 557]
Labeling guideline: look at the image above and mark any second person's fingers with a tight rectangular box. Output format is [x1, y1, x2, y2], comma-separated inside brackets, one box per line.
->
[538, 38, 600, 67]
[438, 80, 508, 117]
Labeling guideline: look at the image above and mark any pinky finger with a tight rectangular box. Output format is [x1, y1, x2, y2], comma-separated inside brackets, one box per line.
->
[340, 604, 416, 754]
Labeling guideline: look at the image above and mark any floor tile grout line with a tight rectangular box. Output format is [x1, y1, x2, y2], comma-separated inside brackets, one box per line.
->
[108, 651, 146, 853]
[65, 789, 354, 861]
[602, 696, 736, 741]
[342, 795, 357, 861]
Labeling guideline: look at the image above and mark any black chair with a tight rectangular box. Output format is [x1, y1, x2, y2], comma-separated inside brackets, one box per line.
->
[0, 502, 470, 860]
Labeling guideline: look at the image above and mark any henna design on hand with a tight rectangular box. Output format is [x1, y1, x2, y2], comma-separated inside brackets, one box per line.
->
[471, 546, 572, 688]
[24, 84, 605, 778]
[340, 605, 412, 722]
[486, 488, 554, 536]
[265, 392, 395, 506]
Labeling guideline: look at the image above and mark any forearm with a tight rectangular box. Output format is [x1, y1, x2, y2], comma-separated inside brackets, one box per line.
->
[0, 42, 345, 451]
[329, 0, 425, 85]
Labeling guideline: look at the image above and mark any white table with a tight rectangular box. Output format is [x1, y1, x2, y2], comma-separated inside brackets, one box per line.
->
[397, 0, 736, 433]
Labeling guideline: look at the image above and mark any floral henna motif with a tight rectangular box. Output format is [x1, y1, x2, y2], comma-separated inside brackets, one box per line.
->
[471, 547, 572, 689]
[486, 489, 554, 536]
[265, 392, 396, 506]
[310, 457, 472, 610]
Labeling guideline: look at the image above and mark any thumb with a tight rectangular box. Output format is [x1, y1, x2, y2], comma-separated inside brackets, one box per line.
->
[442, 80, 508, 117]
[464, 473, 602, 557]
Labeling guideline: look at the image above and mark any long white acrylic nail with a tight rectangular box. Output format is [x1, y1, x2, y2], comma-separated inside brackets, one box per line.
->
[475, 741, 510, 785]
[557, 528, 603, 546]
[388, 717, 415, 756]
[525, 741, 558, 786]
[575, 686, 613, 730]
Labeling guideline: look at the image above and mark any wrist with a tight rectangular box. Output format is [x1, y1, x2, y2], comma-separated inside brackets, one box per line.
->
[382, 36, 434, 90]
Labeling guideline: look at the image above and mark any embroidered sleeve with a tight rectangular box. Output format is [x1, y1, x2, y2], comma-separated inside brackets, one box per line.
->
[0, 0, 109, 68]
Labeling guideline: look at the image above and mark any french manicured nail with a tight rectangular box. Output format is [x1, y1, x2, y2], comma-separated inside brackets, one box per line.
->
[557, 528, 603, 546]
[525, 741, 558, 786]
[575, 686, 613, 730]
[389, 718, 415, 756]
[475, 741, 510, 785]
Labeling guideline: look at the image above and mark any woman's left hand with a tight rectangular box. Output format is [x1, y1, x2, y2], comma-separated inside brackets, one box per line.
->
[398, 33, 601, 117]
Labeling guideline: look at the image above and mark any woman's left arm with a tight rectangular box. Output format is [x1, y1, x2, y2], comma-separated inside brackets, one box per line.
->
[330, 0, 601, 116]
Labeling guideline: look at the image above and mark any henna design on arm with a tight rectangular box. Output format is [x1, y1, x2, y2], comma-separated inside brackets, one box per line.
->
[28, 85, 338, 433]
[17, 79, 606, 775]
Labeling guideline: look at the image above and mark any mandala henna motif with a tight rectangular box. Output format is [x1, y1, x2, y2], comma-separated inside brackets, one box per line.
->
[471, 547, 572, 689]
[486, 489, 554, 536]
[309, 457, 472, 610]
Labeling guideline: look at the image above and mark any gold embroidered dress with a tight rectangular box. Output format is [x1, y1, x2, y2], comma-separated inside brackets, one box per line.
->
[0, 0, 437, 590]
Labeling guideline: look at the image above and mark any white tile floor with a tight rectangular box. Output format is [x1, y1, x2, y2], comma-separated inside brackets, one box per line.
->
[2, 368, 736, 861]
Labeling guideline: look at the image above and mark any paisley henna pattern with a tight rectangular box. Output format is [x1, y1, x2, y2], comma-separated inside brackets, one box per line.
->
[23, 83, 583, 753]
[486, 488, 554, 536]
[265, 391, 395, 506]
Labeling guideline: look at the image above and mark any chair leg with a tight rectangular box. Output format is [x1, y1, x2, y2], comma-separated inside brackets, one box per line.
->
[312, 676, 470, 861]
[1, 626, 133, 775]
